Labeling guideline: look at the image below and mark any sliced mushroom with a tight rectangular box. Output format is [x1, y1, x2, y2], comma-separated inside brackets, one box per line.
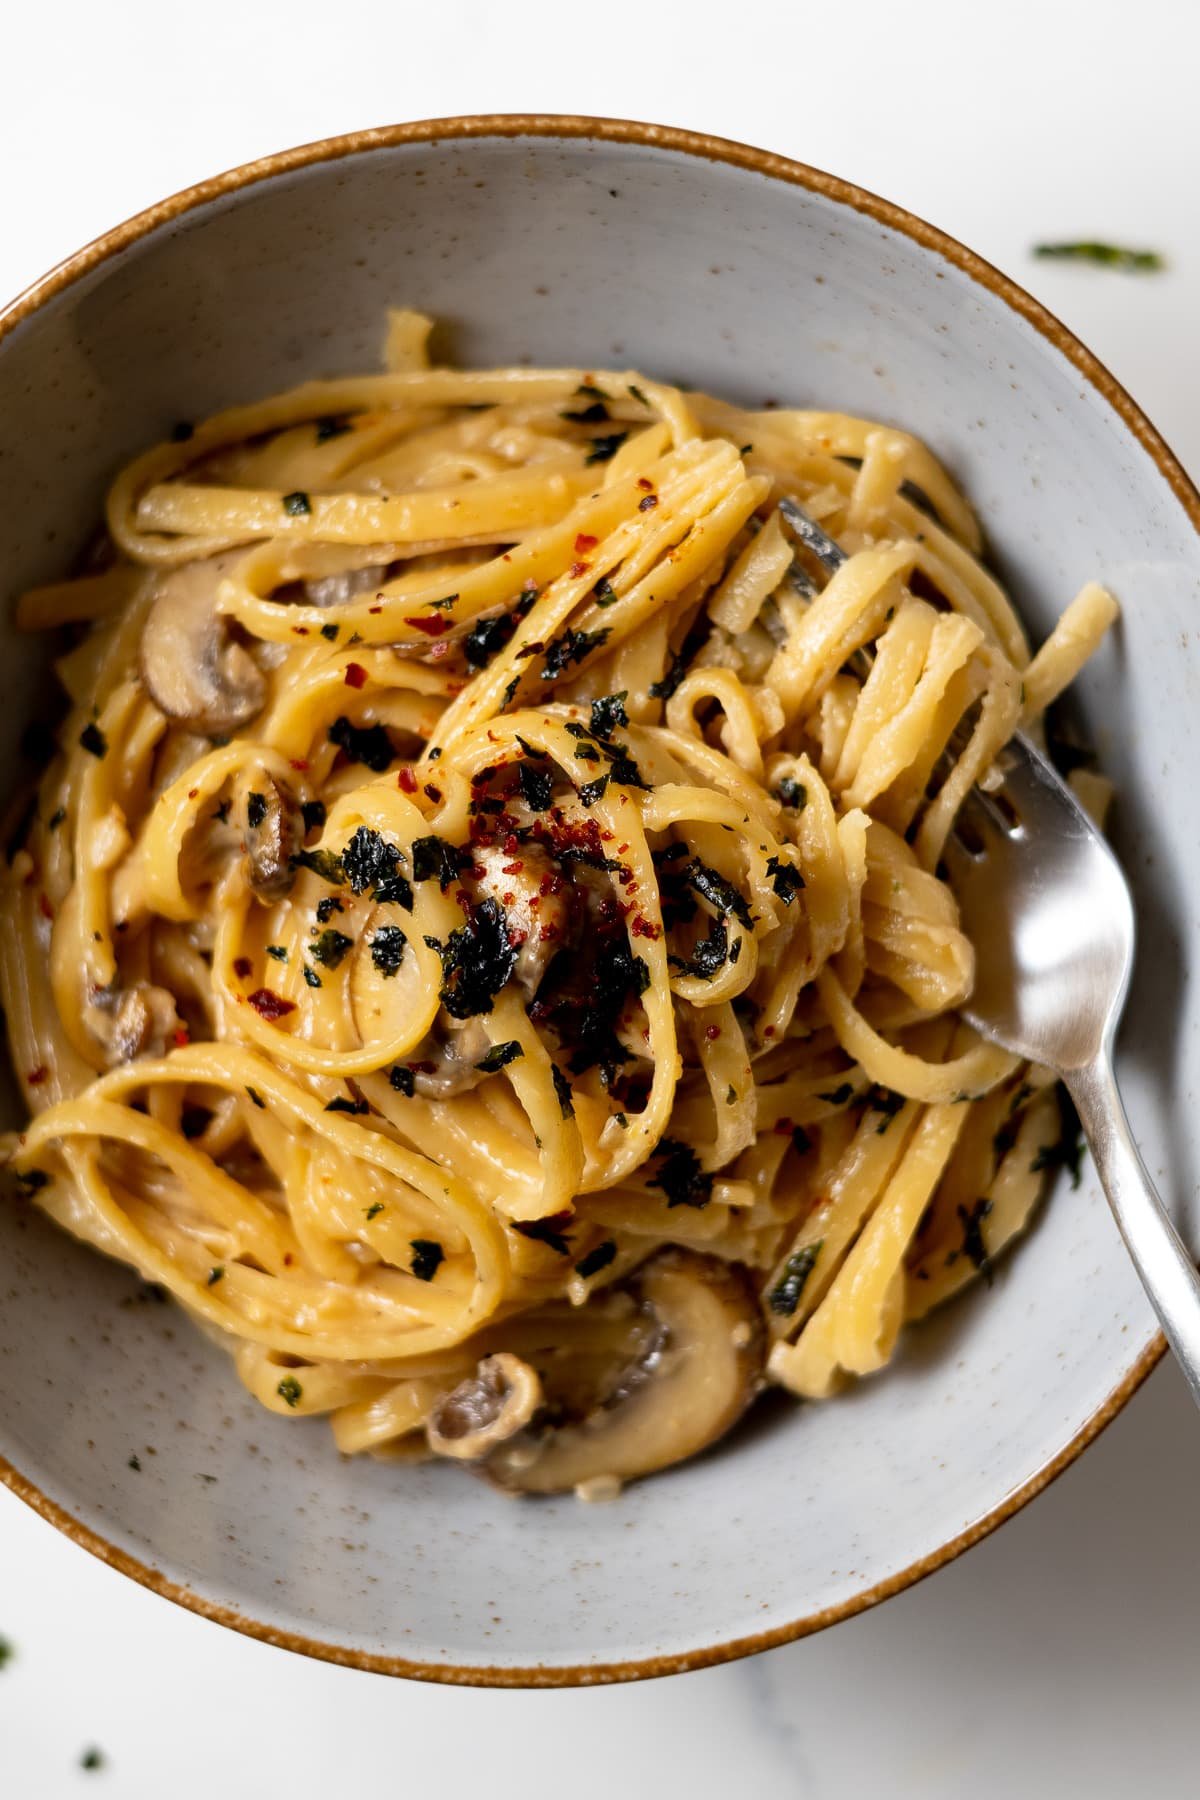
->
[468, 843, 570, 996]
[140, 555, 265, 732]
[426, 1353, 543, 1461]
[244, 776, 302, 902]
[86, 982, 181, 1067]
[410, 1016, 491, 1099]
[303, 564, 391, 607]
[486, 1249, 765, 1494]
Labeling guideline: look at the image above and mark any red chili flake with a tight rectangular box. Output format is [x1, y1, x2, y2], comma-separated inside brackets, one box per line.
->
[37, 892, 53, 921]
[369, 604, 383, 614]
[173, 1026, 191, 1048]
[507, 927, 528, 948]
[283, 1253, 294, 1267]
[292, 625, 310, 636]
[637, 477, 655, 492]
[763, 1026, 777, 1038]
[405, 614, 450, 637]
[397, 768, 419, 793]
[638, 494, 659, 512]
[429, 641, 451, 660]
[540, 923, 561, 942]
[501, 860, 524, 875]
[773, 1118, 794, 1136]
[631, 916, 661, 939]
[233, 957, 253, 979]
[502, 891, 515, 905]
[574, 532, 599, 553]
[187, 787, 199, 800]
[27, 1065, 48, 1086]
[455, 889, 472, 912]
[248, 988, 296, 1020]
[538, 871, 564, 897]
[569, 561, 591, 578]
[705, 1025, 721, 1041]
[423, 784, 442, 803]
[289, 758, 309, 773]
[343, 662, 368, 688]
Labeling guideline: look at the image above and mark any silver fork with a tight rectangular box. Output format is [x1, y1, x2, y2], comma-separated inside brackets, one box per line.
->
[779, 497, 1200, 1406]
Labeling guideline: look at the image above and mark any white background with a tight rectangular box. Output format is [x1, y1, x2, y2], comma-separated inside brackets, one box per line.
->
[2, 1, 1199, 1793]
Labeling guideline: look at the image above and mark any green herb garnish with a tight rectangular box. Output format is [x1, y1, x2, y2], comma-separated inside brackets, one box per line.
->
[1033, 241, 1165, 272]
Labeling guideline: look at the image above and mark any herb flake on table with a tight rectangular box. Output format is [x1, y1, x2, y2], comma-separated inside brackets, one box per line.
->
[1032, 241, 1165, 272]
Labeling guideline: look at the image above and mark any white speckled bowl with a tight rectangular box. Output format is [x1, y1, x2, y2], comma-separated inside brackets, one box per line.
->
[1, 118, 1195, 1685]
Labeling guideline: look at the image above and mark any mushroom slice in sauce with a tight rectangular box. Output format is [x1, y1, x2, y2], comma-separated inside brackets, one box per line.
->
[86, 982, 181, 1068]
[486, 1249, 765, 1495]
[139, 556, 265, 732]
[426, 1353, 543, 1461]
[243, 776, 302, 902]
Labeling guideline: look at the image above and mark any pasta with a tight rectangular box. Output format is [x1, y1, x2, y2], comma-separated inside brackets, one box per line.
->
[0, 310, 1117, 1493]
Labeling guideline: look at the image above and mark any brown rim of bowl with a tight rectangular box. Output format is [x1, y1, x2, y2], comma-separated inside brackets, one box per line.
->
[0, 113, 1182, 1687]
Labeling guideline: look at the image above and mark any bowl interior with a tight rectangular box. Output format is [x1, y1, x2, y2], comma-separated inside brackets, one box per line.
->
[0, 124, 1191, 1680]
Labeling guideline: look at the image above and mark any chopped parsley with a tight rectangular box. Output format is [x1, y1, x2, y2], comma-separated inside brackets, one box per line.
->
[541, 626, 610, 681]
[282, 490, 312, 515]
[1033, 241, 1165, 272]
[575, 1239, 617, 1279]
[78, 723, 107, 758]
[80, 1748, 105, 1772]
[328, 715, 395, 772]
[368, 926, 407, 976]
[866, 1086, 905, 1133]
[585, 432, 628, 465]
[475, 1039, 524, 1073]
[647, 1138, 713, 1209]
[341, 826, 412, 907]
[310, 928, 353, 968]
[276, 1375, 303, 1407]
[768, 1243, 822, 1316]
[424, 897, 517, 1019]
[410, 1238, 444, 1282]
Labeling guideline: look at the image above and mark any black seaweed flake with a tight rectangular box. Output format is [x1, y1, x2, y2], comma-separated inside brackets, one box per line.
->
[341, 826, 412, 908]
[325, 1095, 370, 1115]
[818, 1082, 855, 1106]
[245, 1086, 266, 1109]
[463, 610, 519, 670]
[551, 1062, 575, 1118]
[671, 917, 729, 980]
[589, 691, 628, 739]
[310, 928, 353, 969]
[766, 855, 805, 905]
[316, 415, 352, 442]
[14, 1168, 50, 1192]
[647, 1138, 713, 1209]
[561, 399, 610, 423]
[648, 647, 689, 701]
[425, 897, 517, 1019]
[540, 626, 610, 681]
[585, 432, 628, 465]
[767, 1243, 822, 1316]
[388, 1065, 415, 1096]
[246, 791, 267, 829]
[518, 760, 554, 811]
[265, 944, 288, 963]
[512, 1212, 573, 1256]
[79, 723, 107, 758]
[776, 776, 808, 810]
[303, 965, 322, 989]
[867, 1086, 905, 1133]
[593, 576, 619, 607]
[315, 894, 344, 924]
[207, 1266, 224, 1286]
[329, 716, 395, 772]
[686, 858, 754, 929]
[411, 835, 464, 890]
[475, 1039, 524, 1073]
[283, 490, 312, 516]
[294, 847, 346, 887]
[579, 775, 609, 807]
[368, 925, 407, 976]
[301, 799, 327, 834]
[1031, 1086, 1085, 1187]
[170, 420, 194, 442]
[410, 1238, 444, 1282]
[574, 1239, 617, 1280]
[956, 1198, 994, 1284]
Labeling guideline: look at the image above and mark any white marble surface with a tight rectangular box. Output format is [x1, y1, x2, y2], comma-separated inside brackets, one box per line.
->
[2, 0, 1199, 1790]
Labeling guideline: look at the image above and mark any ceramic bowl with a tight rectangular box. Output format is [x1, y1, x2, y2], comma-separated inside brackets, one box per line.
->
[1, 118, 1195, 1686]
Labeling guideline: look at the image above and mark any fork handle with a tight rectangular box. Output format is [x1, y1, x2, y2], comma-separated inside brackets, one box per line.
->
[1069, 1053, 1200, 1409]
